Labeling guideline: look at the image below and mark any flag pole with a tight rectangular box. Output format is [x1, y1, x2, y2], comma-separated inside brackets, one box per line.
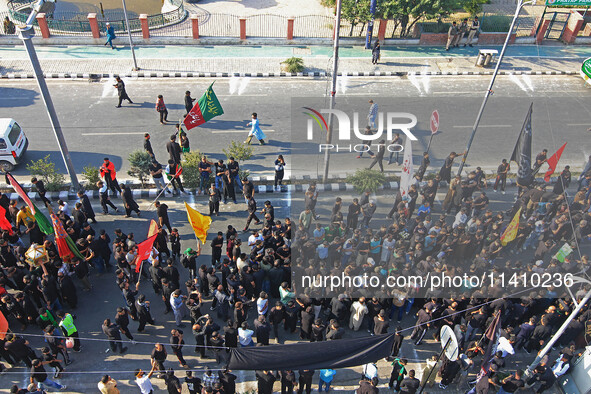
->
[457, 0, 536, 176]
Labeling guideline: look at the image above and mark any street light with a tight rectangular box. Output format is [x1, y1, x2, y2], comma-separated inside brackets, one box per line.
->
[17, 0, 80, 190]
[322, 0, 343, 183]
[121, 0, 139, 71]
[457, 0, 536, 176]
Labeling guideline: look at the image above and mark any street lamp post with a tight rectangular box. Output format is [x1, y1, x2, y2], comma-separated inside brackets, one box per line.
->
[17, 0, 80, 190]
[322, 0, 343, 183]
[457, 0, 535, 176]
[365, 0, 378, 49]
[121, 0, 139, 71]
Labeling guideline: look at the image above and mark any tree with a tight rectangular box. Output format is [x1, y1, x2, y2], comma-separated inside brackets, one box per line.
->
[341, 0, 372, 36]
[464, 0, 487, 17]
[127, 150, 152, 188]
[26, 155, 65, 192]
[378, 0, 467, 37]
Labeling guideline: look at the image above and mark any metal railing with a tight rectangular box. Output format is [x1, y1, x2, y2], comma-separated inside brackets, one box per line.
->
[5, 0, 187, 36]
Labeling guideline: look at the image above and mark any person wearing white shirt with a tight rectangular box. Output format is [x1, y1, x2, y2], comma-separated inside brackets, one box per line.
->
[552, 356, 570, 377]
[58, 200, 71, 217]
[257, 292, 269, 315]
[248, 231, 263, 250]
[134, 364, 155, 394]
[381, 235, 396, 264]
[453, 208, 468, 228]
[238, 322, 254, 346]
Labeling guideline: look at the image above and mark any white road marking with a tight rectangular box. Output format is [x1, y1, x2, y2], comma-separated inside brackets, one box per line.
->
[337, 75, 350, 94]
[81, 132, 147, 136]
[238, 77, 250, 95]
[210, 129, 275, 134]
[228, 76, 240, 95]
[567, 123, 590, 126]
[407, 74, 424, 95]
[521, 74, 535, 92]
[453, 125, 512, 128]
[509, 74, 528, 92]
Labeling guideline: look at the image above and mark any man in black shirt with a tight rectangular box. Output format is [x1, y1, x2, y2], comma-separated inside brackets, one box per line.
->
[227, 157, 242, 191]
[373, 310, 389, 335]
[210, 232, 224, 266]
[155, 201, 172, 232]
[185, 91, 196, 116]
[30, 358, 66, 390]
[149, 160, 168, 194]
[399, 369, 420, 394]
[244, 195, 261, 232]
[498, 369, 525, 394]
[493, 158, 510, 193]
[144, 133, 155, 160]
[166, 134, 182, 165]
[102, 318, 127, 354]
[31, 177, 50, 206]
[170, 329, 188, 368]
[242, 177, 255, 204]
[164, 368, 182, 394]
[185, 370, 202, 394]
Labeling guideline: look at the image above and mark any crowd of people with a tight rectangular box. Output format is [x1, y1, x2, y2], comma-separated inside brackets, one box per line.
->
[0, 101, 590, 393]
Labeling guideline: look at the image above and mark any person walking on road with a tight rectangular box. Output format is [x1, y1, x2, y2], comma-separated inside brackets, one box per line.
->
[371, 41, 381, 65]
[368, 140, 386, 173]
[465, 16, 479, 47]
[30, 358, 66, 391]
[155, 201, 171, 232]
[156, 95, 168, 124]
[244, 195, 261, 232]
[121, 184, 140, 218]
[367, 100, 378, 128]
[388, 133, 403, 165]
[98, 181, 119, 215]
[245, 113, 266, 145]
[56, 310, 80, 352]
[446, 21, 458, 51]
[114, 76, 132, 107]
[166, 135, 182, 165]
[105, 22, 116, 49]
[102, 318, 127, 354]
[185, 91, 196, 116]
[100, 157, 122, 196]
[274, 155, 286, 190]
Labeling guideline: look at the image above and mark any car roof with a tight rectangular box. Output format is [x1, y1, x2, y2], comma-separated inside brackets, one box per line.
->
[0, 119, 14, 133]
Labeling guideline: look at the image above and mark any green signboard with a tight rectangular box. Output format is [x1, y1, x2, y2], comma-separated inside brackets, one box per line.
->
[546, 0, 591, 5]
[582, 57, 591, 85]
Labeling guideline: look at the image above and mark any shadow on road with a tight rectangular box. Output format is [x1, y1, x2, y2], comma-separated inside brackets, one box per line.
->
[0, 87, 39, 108]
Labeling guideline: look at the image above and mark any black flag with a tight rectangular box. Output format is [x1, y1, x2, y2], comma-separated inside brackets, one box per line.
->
[510, 103, 534, 187]
[474, 311, 502, 384]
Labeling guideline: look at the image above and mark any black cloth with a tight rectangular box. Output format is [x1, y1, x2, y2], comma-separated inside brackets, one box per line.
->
[228, 333, 395, 370]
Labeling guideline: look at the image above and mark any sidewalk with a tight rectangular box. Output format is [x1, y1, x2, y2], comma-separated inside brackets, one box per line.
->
[0, 44, 588, 78]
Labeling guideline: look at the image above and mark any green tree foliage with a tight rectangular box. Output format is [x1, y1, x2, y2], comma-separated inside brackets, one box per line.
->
[81, 165, 101, 190]
[377, 0, 468, 37]
[342, 0, 372, 36]
[347, 168, 386, 193]
[26, 155, 65, 192]
[127, 150, 152, 188]
[181, 150, 203, 190]
[464, 0, 487, 16]
[222, 141, 254, 162]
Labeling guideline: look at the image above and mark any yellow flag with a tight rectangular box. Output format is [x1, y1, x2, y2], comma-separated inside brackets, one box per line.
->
[184, 202, 211, 244]
[147, 219, 159, 238]
[500, 207, 521, 246]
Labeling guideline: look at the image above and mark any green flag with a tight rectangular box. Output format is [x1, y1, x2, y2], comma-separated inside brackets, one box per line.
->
[182, 82, 224, 130]
[32, 203, 54, 236]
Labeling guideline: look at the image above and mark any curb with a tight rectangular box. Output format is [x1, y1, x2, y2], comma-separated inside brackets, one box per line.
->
[0, 70, 579, 80]
[8, 174, 559, 204]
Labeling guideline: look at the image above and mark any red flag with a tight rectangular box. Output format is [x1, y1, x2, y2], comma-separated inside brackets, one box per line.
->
[544, 143, 567, 182]
[5, 172, 35, 214]
[0, 311, 8, 340]
[135, 234, 157, 273]
[0, 206, 13, 235]
[182, 83, 224, 130]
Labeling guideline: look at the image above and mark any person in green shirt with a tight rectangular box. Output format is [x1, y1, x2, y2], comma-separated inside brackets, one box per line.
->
[388, 358, 407, 391]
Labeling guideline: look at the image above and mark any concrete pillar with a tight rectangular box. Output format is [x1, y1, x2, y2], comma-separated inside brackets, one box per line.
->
[561, 10, 584, 44]
[377, 19, 387, 42]
[536, 19, 550, 44]
[191, 14, 199, 39]
[139, 14, 149, 39]
[240, 17, 246, 40]
[36, 13, 50, 39]
[287, 17, 294, 40]
[88, 13, 100, 38]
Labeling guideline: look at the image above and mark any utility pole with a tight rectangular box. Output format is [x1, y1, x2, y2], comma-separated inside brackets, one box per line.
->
[322, 0, 342, 183]
[365, 0, 378, 49]
[17, 0, 80, 190]
[121, 0, 139, 71]
[457, 0, 535, 176]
